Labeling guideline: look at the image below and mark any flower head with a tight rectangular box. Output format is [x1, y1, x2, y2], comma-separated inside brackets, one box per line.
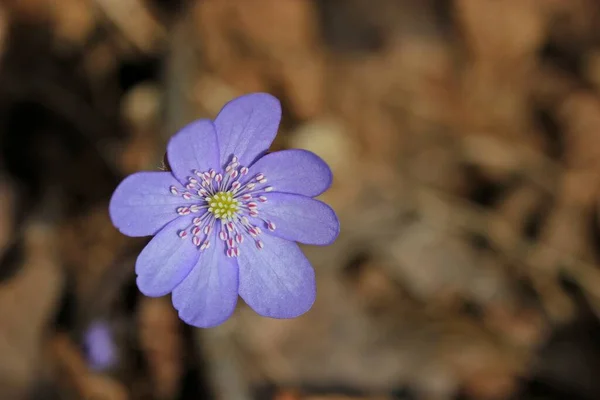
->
[109, 93, 339, 327]
[83, 321, 117, 371]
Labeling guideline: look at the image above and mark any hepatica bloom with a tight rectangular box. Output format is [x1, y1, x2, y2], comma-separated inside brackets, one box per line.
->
[83, 321, 117, 371]
[109, 93, 339, 328]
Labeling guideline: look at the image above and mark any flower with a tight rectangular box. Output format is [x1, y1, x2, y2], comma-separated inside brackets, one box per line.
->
[83, 321, 117, 371]
[109, 93, 339, 328]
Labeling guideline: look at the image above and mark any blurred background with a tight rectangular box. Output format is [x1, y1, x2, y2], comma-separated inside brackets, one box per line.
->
[2, 0, 600, 399]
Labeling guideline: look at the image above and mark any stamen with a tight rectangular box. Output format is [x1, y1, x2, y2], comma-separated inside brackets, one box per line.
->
[176, 207, 190, 216]
[170, 157, 274, 256]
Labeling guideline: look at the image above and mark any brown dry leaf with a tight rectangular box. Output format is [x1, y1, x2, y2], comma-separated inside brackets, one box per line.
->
[49, 333, 128, 400]
[0, 3, 7, 59]
[390, 223, 476, 303]
[81, 374, 129, 400]
[0, 221, 63, 399]
[521, 92, 600, 323]
[83, 42, 120, 81]
[460, 135, 522, 179]
[193, 1, 267, 94]
[439, 319, 526, 400]
[584, 50, 600, 93]
[0, 175, 16, 255]
[194, 0, 325, 119]
[235, 0, 324, 119]
[327, 34, 457, 183]
[273, 389, 302, 400]
[279, 55, 325, 120]
[3, 0, 52, 22]
[234, 0, 317, 57]
[60, 205, 131, 303]
[559, 92, 600, 172]
[119, 83, 161, 172]
[51, 0, 96, 46]
[138, 297, 183, 400]
[490, 183, 545, 251]
[93, 0, 165, 54]
[456, 0, 548, 149]
[485, 304, 547, 348]
[303, 396, 391, 400]
[546, 0, 598, 48]
[456, 0, 547, 63]
[121, 83, 160, 130]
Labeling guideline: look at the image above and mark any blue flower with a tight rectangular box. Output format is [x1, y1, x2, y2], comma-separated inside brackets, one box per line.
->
[83, 321, 117, 371]
[109, 93, 340, 328]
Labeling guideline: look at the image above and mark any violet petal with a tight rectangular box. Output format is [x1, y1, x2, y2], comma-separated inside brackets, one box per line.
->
[238, 234, 316, 318]
[84, 321, 117, 371]
[247, 149, 332, 197]
[172, 232, 239, 328]
[214, 93, 281, 168]
[135, 216, 200, 297]
[167, 119, 220, 184]
[109, 172, 189, 237]
[257, 192, 339, 246]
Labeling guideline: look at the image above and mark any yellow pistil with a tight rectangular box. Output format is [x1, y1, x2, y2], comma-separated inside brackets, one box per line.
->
[207, 192, 240, 220]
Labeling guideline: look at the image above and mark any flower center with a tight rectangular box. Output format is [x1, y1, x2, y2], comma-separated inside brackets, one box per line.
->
[168, 155, 277, 258]
[207, 192, 240, 220]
